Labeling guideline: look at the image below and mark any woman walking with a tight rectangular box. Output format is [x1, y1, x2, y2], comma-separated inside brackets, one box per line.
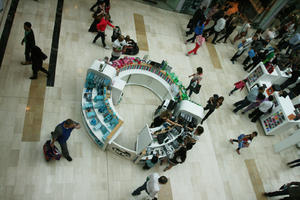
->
[185, 67, 203, 97]
[201, 94, 224, 124]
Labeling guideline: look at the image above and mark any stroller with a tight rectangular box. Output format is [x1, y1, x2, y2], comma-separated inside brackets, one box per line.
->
[43, 140, 61, 161]
[111, 26, 121, 42]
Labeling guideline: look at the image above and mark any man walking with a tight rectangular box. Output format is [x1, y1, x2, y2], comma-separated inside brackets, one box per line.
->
[264, 181, 300, 199]
[132, 173, 168, 200]
[233, 86, 265, 113]
[21, 22, 35, 65]
[29, 45, 49, 79]
[205, 15, 228, 44]
[51, 119, 80, 161]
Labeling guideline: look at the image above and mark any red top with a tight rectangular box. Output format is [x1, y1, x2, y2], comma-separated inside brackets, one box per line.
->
[96, 17, 114, 32]
[234, 80, 246, 90]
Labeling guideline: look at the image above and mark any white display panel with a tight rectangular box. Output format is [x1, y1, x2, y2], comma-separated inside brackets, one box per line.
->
[136, 124, 153, 154]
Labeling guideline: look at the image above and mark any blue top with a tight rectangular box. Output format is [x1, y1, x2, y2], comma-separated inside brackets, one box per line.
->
[57, 121, 74, 144]
[146, 159, 155, 168]
[194, 23, 205, 35]
[247, 87, 259, 102]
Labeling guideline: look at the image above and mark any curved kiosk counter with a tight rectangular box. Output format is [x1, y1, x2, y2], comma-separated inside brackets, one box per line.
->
[81, 58, 204, 163]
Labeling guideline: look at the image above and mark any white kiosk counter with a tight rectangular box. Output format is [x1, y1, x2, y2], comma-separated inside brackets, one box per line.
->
[81, 58, 204, 162]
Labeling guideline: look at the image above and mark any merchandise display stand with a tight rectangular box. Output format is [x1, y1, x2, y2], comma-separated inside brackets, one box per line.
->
[81, 58, 204, 163]
[246, 62, 278, 90]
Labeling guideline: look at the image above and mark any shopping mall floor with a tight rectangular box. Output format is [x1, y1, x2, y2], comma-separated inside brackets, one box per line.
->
[0, 0, 299, 200]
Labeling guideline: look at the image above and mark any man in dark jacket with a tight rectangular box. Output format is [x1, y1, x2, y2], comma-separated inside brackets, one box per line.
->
[186, 6, 206, 36]
[264, 181, 300, 200]
[51, 119, 80, 161]
[21, 22, 35, 65]
[30, 46, 49, 79]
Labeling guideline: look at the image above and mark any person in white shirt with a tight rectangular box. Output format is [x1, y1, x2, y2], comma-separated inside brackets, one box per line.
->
[248, 95, 274, 122]
[205, 15, 228, 44]
[230, 34, 258, 64]
[132, 173, 168, 200]
[110, 35, 127, 61]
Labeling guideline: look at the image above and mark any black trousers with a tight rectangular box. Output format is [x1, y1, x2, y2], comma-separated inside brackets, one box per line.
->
[216, 30, 234, 43]
[280, 78, 297, 90]
[186, 80, 196, 97]
[93, 31, 106, 47]
[90, 0, 101, 11]
[243, 56, 251, 66]
[233, 97, 251, 113]
[201, 104, 215, 123]
[186, 33, 197, 43]
[287, 158, 300, 168]
[207, 29, 220, 43]
[231, 50, 245, 62]
[265, 189, 290, 197]
[248, 108, 264, 122]
[25, 45, 32, 62]
[58, 141, 70, 158]
[229, 87, 238, 95]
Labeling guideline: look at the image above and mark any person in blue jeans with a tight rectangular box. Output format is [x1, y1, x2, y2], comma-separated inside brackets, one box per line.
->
[51, 119, 80, 161]
[233, 86, 265, 113]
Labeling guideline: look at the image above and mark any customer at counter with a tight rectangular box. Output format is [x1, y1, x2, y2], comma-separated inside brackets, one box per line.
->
[280, 65, 300, 90]
[248, 95, 274, 123]
[163, 145, 187, 171]
[143, 153, 159, 170]
[150, 110, 182, 128]
[184, 125, 204, 151]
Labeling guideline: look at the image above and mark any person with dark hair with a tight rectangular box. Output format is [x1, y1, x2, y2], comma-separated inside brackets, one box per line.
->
[184, 125, 204, 150]
[186, 21, 205, 44]
[185, 67, 203, 97]
[186, 32, 207, 56]
[92, 14, 115, 49]
[287, 158, 300, 168]
[264, 181, 300, 199]
[229, 78, 248, 96]
[29, 45, 49, 79]
[205, 15, 228, 44]
[233, 86, 265, 113]
[50, 119, 80, 161]
[201, 95, 224, 124]
[230, 131, 258, 154]
[241, 93, 266, 114]
[186, 6, 206, 36]
[163, 145, 187, 171]
[132, 173, 168, 200]
[230, 35, 258, 64]
[21, 22, 35, 65]
[216, 15, 238, 43]
[110, 35, 127, 61]
[143, 153, 159, 170]
[88, 2, 106, 32]
[248, 95, 274, 122]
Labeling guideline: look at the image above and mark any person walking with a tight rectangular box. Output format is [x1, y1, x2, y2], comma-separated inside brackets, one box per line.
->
[132, 173, 168, 200]
[233, 86, 265, 113]
[29, 45, 49, 79]
[92, 14, 115, 49]
[264, 181, 300, 199]
[186, 6, 206, 36]
[248, 95, 274, 122]
[216, 15, 237, 43]
[185, 67, 203, 97]
[185, 22, 205, 44]
[21, 22, 35, 65]
[50, 119, 80, 161]
[110, 35, 127, 61]
[205, 15, 228, 44]
[230, 35, 258, 64]
[229, 131, 257, 154]
[229, 78, 248, 96]
[280, 65, 300, 90]
[186, 33, 206, 56]
[287, 158, 300, 168]
[201, 94, 224, 124]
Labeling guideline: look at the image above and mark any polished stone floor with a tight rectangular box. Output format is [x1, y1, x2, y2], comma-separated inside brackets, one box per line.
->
[0, 0, 299, 200]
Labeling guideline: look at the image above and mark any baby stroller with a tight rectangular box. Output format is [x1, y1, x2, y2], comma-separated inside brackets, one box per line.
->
[111, 26, 121, 42]
[43, 140, 61, 161]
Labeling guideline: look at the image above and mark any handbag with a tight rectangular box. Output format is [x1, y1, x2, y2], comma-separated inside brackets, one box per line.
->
[193, 84, 201, 94]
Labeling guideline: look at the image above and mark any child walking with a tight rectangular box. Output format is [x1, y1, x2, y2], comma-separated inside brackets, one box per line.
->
[186, 33, 206, 56]
[229, 78, 248, 96]
[229, 132, 257, 154]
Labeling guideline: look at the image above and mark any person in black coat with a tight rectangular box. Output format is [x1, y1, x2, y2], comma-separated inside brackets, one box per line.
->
[21, 22, 35, 65]
[186, 6, 206, 36]
[280, 65, 300, 90]
[30, 46, 49, 79]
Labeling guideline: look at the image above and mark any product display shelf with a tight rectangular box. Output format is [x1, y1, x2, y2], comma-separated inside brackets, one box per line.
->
[81, 89, 106, 148]
[246, 62, 278, 90]
[260, 93, 300, 135]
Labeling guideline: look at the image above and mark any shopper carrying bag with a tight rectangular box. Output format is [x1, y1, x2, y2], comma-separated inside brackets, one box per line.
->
[185, 67, 203, 97]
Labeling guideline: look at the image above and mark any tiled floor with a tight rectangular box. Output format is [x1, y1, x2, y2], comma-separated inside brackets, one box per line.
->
[0, 0, 299, 200]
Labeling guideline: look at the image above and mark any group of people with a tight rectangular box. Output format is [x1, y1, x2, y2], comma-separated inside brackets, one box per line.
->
[21, 22, 49, 79]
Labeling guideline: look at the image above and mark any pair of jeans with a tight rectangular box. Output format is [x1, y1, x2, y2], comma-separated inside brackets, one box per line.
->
[93, 31, 106, 47]
[132, 181, 148, 196]
[233, 97, 251, 113]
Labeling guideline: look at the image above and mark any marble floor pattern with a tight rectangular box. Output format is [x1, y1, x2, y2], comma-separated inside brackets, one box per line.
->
[0, 0, 299, 200]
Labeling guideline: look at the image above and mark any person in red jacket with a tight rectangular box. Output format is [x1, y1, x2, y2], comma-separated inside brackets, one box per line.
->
[92, 14, 115, 49]
[229, 78, 248, 96]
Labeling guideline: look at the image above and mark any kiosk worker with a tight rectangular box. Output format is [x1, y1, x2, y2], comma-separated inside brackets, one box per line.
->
[51, 119, 80, 161]
[132, 173, 168, 200]
[150, 110, 182, 128]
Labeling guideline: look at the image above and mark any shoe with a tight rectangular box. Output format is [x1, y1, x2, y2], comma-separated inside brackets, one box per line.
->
[241, 111, 245, 114]
[65, 156, 72, 161]
[104, 46, 110, 49]
[233, 110, 237, 114]
[248, 114, 252, 118]
[29, 76, 37, 79]
[231, 60, 235, 64]
[131, 192, 140, 196]
[92, 40, 96, 44]
[186, 53, 189, 56]
[212, 42, 216, 45]
[236, 149, 240, 155]
[21, 61, 32, 65]
[229, 92, 232, 96]
[229, 139, 233, 144]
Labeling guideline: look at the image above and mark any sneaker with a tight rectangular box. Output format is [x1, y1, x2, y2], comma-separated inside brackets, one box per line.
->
[229, 139, 233, 144]
[65, 156, 72, 161]
[104, 46, 110, 49]
[185, 53, 189, 56]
